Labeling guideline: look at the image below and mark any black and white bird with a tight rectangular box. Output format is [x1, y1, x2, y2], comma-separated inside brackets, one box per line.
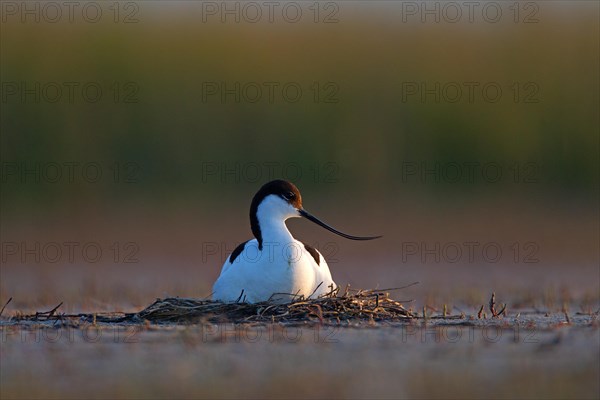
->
[212, 180, 381, 303]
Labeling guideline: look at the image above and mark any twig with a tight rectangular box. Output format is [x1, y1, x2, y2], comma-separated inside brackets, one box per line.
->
[0, 297, 12, 318]
[489, 292, 497, 317]
[308, 282, 324, 299]
[34, 302, 63, 319]
[498, 304, 507, 317]
[48, 302, 63, 317]
[235, 290, 245, 303]
[368, 282, 420, 292]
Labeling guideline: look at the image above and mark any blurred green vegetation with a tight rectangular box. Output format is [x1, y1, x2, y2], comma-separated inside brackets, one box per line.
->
[1, 3, 598, 211]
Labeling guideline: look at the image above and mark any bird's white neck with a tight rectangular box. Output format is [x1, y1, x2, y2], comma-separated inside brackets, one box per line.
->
[256, 214, 295, 246]
[254, 196, 297, 247]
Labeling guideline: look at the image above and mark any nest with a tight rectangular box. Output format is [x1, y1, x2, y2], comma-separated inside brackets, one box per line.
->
[2, 286, 418, 325]
[137, 287, 416, 324]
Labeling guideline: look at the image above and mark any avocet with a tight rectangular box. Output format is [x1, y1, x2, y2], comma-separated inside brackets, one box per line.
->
[212, 180, 380, 303]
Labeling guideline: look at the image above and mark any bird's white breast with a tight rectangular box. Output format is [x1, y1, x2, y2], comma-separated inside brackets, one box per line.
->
[212, 239, 335, 303]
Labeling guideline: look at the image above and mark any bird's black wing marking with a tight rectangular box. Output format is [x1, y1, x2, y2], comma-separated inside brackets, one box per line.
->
[229, 240, 250, 263]
[302, 242, 320, 266]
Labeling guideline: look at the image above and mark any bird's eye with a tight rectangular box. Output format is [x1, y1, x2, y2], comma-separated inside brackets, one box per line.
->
[282, 191, 295, 200]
